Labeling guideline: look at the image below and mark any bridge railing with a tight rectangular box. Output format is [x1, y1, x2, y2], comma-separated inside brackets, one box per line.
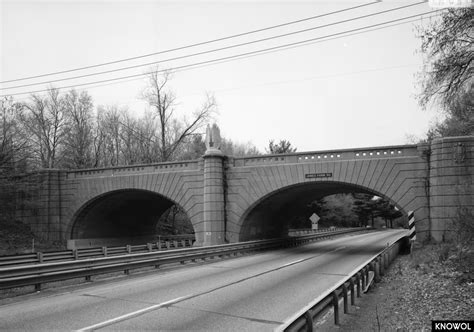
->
[66, 160, 201, 179]
[232, 144, 420, 167]
[0, 235, 196, 267]
[67, 234, 196, 250]
[64, 145, 421, 176]
[0, 228, 366, 291]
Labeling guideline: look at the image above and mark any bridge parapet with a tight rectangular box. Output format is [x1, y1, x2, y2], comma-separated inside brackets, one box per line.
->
[232, 144, 420, 167]
[66, 160, 201, 179]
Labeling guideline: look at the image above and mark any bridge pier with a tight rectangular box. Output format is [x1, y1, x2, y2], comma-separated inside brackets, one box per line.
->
[429, 136, 473, 242]
[201, 148, 226, 247]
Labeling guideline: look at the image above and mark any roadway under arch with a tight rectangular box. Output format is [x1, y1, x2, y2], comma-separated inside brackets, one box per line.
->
[70, 189, 191, 244]
[238, 181, 406, 241]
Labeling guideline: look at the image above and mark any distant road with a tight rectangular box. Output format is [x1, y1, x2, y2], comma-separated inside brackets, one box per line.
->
[0, 229, 407, 331]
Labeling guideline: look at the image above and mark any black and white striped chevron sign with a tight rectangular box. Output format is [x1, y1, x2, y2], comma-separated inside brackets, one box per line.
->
[408, 211, 416, 240]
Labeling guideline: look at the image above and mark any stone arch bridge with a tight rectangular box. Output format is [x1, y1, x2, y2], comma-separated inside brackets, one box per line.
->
[17, 136, 473, 246]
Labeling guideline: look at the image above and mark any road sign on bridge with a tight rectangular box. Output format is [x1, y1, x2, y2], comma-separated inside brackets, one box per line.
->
[310, 213, 320, 230]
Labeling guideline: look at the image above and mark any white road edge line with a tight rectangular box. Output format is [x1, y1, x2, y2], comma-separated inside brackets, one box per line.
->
[76, 296, 188, 331]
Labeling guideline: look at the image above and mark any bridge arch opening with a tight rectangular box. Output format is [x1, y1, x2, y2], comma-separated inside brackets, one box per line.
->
[239, 181, 406, 241]
[70, 189, 193, 245]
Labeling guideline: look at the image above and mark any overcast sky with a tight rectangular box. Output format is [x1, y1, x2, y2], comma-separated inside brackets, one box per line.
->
[1, 0, 442, 153]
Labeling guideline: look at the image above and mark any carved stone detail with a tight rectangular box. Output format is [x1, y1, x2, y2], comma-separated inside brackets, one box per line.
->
[453, 142, 466, 164]
[205, 123, 222, 151]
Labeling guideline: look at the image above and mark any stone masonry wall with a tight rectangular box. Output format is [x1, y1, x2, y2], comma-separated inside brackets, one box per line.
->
[429, 136, 474, 241]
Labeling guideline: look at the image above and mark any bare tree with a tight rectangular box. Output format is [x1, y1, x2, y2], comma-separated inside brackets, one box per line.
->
[96, 105, 123, 166]
[21, 88, 68, 168]
[90, 110, 106, 168]
[120, 110, 141, 165]
[426, 87, 474, 139]
[0, 97, 29, 172]
[417, 9, 473, 110]
[141, 68, 217, 162]
[63, 90, 94, 169]
[135, 110, 161, 163]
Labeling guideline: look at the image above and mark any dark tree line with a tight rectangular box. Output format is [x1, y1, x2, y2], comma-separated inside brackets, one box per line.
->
[267, 139, 297, 154]
[289, 193, 403, 229]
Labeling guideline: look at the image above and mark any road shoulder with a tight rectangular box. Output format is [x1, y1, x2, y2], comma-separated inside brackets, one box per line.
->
[316, 243, 473, 331]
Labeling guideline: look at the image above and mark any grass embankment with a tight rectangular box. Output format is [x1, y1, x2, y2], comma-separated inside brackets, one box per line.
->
[320, 242, 473, 331]
[0, 219, 62, 256]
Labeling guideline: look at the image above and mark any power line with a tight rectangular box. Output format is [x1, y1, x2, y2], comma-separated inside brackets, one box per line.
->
[1, 1, 426, 91]
[0, 1, 380, 84]
[211, 64, 420, 94]
[1, 10, 440, 98]
[9, 12, 441, 104]
[64, 12, 443, 98]
[1, 10, 439, 98]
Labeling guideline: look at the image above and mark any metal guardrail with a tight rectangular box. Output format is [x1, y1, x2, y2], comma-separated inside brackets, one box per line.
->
[277, 234, 408, 332]
[0, 228, 363, 292]
[0, 237, 196, 267]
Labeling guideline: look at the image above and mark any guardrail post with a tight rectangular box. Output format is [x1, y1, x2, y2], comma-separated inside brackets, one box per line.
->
[369, 261, 375, 280]
[389, 245, 395, 263]
[342, 284, 349, 314]
[374, 260, 381, 282]
[304, 311, 314, 332]
[157, 242, 161, 250]
[126, 245, 131, 254]
[355, 273, 361, 297]
[73, 249, 79, 260]
[391, 243, 399, 262]
[102, 246, 108, 257]
[166, 241, 170, 249]
[332, 291, 340, 325]
[361, 268, 366, 290]
[379, 257, 385, 276]
[147, 243, 153, 252]
[181, 240, 186, 248]
[349, 278, 355, 305]
[37, 252, 43, 263]
[124, 269, 129, 275]
[35, 283, 41, 291]
[85, 275, 91, 282]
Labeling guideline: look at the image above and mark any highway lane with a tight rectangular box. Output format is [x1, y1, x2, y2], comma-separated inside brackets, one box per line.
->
[0, 229, 407, 331]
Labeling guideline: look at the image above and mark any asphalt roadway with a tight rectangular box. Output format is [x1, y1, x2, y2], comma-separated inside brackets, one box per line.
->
[0, 229, 408, 331]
